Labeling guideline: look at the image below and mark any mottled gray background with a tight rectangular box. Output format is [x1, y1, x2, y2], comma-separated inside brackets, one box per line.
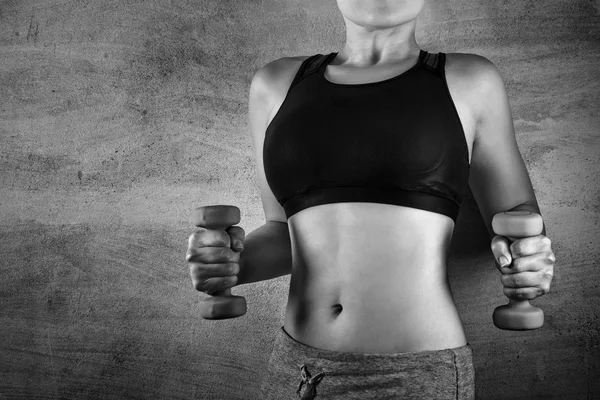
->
[1, 0, 599, 399]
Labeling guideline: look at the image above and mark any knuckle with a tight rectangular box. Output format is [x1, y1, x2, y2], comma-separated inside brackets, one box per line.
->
[512, 275, 521, 287]
[214, 276, 235, 291]
[491, 236, 504, 251]
[185, 248, 197, 263]
[227, 248, 239, 263]
[490, 238, 500, 249]
[220, 263, 232, 275]
[547, 252, 556, 264]
[222, 263, 232, 274]
[219, 275, 232, 289]
[216, 232, 231, 246]
[188, 229, 205, 243]
[220, 247, 231, 260]
[227, 262, 239, 275]
[541, 284, 550, 294]
[543, 236, 552, 246]
[511, 258, 522, 270]
[510, 243, 521, 256]
[207, 247, 226, 263]
[204, 278, 218, 294]
[217, 277, 228, 290]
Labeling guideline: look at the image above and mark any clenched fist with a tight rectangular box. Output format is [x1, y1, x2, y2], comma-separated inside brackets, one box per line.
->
[186, 224, 246, 295]
[491, 234, 555, 301]
[186, 205, 247, 320]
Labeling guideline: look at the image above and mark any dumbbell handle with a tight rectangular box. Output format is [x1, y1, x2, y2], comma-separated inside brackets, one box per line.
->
[492, 210, 544, 330]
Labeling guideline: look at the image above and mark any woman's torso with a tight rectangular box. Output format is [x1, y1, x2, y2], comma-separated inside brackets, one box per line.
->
[263, 50, 477, 354]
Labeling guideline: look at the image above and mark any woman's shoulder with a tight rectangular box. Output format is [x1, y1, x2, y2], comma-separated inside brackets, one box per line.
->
[260, 55, 316, 81]
[443, 51, 509, 112]
[255, 54, 314, 77]
[250, 54, 316, 97]
[444, 51, 499, 75]
[444, 52, 505, 88]
[442, 51, 513, 142]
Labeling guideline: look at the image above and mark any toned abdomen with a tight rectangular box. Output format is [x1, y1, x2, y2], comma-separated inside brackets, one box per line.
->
[283, 202, 467, 354]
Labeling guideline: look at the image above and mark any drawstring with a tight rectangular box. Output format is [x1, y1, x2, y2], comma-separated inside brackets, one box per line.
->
[296, 364, 326, 400]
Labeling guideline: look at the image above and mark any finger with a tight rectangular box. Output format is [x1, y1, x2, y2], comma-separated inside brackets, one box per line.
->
[491, 235, 512, 269]
[500, 270, 543, 288]
[188, 229, 231, 249]
[503, 286, 546, 301]
[190, 265, 239, 292]
[501, 271, 552, 297]
[189, 262, 240, 280]
[203, 275, 239, 295]
[509, 235, 550, 258]
[226, 226, 246, 252]
[186, 246, 241, 264]
[499, 252, 549, 274]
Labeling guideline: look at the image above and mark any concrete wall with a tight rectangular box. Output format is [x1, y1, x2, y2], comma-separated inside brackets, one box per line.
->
[1, 0, 598, 399]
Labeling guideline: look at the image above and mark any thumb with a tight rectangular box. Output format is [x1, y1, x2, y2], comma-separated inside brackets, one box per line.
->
[226, 225, 246, 252]
[491, 234, 512, 270]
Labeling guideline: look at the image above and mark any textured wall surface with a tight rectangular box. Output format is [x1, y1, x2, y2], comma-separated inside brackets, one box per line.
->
[1, 0, 599, 399]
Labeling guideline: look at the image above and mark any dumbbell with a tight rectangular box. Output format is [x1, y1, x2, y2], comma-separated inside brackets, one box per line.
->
[491, 210, 544, 330]
[193, 205, 247, 320]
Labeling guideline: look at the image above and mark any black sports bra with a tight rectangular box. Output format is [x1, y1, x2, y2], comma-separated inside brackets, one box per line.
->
[263, 49, 470, 222]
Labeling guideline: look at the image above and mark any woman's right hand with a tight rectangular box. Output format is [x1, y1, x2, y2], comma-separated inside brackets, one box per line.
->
[186, 220, 246, 295]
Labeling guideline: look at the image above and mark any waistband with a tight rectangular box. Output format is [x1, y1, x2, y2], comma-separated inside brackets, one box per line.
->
[278, 326, 473, 364]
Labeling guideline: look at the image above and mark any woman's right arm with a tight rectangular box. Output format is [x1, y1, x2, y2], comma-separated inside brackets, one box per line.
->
[236, 60, 293, 286]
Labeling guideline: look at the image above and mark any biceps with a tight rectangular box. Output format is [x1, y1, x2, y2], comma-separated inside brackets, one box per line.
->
[468, 70, 537, 226]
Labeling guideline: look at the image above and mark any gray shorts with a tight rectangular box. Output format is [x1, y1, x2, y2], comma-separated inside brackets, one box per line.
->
[259, 326, 475, 400]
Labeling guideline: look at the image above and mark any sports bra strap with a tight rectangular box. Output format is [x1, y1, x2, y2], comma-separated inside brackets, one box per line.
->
[289, 54, 326, 90]
[310, 53, 332, 73]
[422, 51, 445, 77]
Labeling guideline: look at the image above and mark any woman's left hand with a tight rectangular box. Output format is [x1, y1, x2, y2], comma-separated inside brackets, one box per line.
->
[491, 234, 555, 300]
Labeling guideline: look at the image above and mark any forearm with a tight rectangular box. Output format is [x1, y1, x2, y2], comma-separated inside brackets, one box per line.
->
[236, 221, 293, 285]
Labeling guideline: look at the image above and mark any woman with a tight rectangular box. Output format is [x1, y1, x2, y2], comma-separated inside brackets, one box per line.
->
[187, 0, 556, 398]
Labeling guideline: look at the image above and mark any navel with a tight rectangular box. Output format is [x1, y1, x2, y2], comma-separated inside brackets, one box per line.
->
[331, 303, 343, 316]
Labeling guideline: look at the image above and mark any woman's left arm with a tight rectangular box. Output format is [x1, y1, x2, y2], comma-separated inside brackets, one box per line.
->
[466, 55, 555, 301]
